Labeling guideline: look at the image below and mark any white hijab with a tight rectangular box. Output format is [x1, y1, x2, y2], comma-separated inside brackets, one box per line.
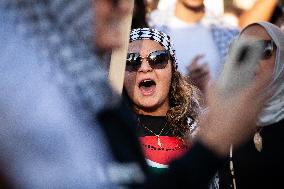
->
[242, 22, 284, 126]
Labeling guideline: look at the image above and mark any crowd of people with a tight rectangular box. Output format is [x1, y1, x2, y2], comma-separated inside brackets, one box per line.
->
[0, 0, 283, 189]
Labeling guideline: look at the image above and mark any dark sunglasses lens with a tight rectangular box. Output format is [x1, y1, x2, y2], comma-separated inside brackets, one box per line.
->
[126, 53, 141, 71]
[148, 51, 169, 69]
[262, 41, 274, 60]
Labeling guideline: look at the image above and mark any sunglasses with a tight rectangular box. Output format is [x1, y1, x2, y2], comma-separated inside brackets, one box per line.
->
[230, 39, 276, 60]
[126, 50, 170, 72]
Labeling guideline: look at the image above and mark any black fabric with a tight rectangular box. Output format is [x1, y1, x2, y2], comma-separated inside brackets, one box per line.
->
[131, 0, 148, 29]
[219, 119, 284, 189]
[270, 4, 283, 24]
[97, 99, 148, 169]
[98, 99, 224, 189]
[136, 114, 175, 137]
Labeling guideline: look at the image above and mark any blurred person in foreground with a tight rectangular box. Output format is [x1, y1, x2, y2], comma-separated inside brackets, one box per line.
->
[218, 21, 284, 189]
[0, 0, 273, 188]
[0, 0, 123, 188]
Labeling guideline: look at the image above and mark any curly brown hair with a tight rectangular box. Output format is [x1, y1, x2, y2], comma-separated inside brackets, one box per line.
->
[166, 64, 200, 138]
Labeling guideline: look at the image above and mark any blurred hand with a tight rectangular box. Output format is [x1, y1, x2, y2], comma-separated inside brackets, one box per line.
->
[197, 60, 273, 157]
[186, 54, 210, 92]
[93, 0, 133, 55]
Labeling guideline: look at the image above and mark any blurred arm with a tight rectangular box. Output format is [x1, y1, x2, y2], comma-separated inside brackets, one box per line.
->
[239, 0, 278, 28]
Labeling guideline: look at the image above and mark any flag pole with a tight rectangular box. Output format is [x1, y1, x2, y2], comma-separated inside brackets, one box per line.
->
[108, 0, 134, 95]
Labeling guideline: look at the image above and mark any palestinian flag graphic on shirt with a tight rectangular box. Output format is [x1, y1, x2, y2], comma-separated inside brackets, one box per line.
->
[139, 136, 190, 174]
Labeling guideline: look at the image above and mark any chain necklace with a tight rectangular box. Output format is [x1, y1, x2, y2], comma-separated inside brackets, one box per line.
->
[230, 127, 263, 189]
[229, 145, 237, 189]
[138, 118, 166, 148]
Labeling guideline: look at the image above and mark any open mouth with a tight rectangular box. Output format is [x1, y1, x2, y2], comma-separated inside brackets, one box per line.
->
[139, 79, 156, 88]
[138, 79, 156, 95]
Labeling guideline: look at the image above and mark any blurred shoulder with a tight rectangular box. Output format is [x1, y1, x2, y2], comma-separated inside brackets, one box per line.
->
[203, 12, 240, 34]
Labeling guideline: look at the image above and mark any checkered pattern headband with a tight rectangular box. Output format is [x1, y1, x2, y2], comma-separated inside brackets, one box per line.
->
[129, 28, 178, 69]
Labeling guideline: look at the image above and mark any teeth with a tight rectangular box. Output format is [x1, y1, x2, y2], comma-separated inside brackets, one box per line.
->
[142, 79, 151, 83]
[139, 79, 156, 88]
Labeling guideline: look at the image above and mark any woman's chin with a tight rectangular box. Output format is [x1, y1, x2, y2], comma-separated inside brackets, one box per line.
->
[135, 102, 167, 116]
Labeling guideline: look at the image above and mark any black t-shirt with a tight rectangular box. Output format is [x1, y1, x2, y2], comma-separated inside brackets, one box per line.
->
[136, 114, 174, 137]
[135, 114, 190, 174]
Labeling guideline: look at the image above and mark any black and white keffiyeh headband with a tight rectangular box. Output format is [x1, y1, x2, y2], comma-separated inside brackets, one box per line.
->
[129, 28, 178, 69]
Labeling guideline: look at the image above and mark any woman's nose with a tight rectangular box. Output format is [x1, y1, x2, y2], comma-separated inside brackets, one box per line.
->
[138, 58, 152, 72]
